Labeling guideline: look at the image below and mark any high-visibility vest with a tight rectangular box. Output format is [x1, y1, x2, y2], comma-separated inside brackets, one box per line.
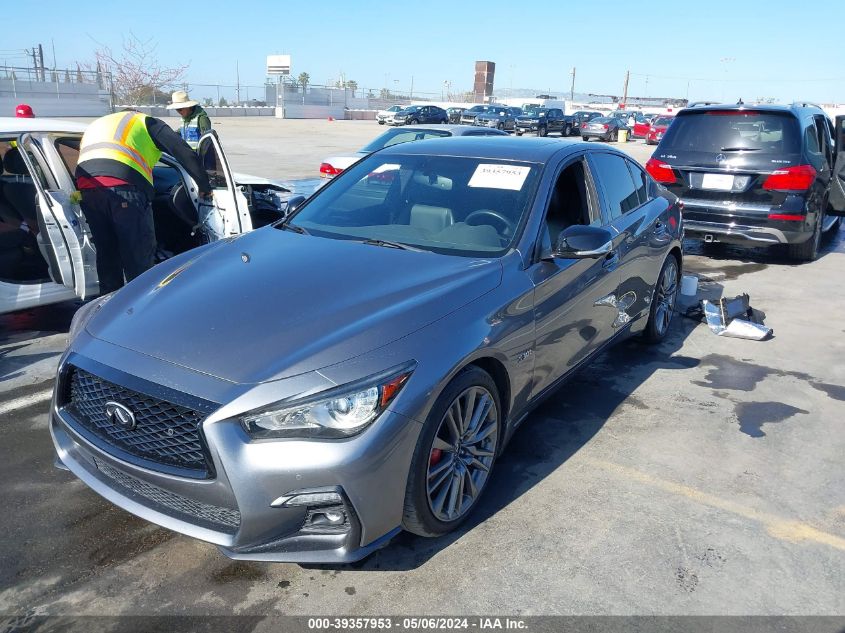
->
[77, 112, 162, 185]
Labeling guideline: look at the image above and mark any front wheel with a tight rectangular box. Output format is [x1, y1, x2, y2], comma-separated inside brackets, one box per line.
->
[644, 254, 679, 343]
[582, 136, 589, 141]
[563, 124, 572, 137]
[515, 131, 523, 136]
[402, 367, 501, 537]
[378, 120, 385, 125]
[611, 130, 619, 142]
[410, 119, 419, 125]
[537, 126, 547, 137]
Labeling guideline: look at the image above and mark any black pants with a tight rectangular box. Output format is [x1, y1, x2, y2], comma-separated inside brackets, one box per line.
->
[80, 185, 156, 295]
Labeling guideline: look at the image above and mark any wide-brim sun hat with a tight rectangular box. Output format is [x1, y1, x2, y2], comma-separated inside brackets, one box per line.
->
[166, 90, 199, 110]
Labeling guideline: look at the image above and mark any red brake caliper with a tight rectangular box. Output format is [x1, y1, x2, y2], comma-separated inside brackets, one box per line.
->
[429, 448, 443, 466]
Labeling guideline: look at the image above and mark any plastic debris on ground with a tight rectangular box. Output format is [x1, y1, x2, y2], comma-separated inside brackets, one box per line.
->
[690, 292, 772, 341]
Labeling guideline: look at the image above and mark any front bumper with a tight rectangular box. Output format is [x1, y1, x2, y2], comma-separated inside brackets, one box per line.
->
[50, 350, 421, 563]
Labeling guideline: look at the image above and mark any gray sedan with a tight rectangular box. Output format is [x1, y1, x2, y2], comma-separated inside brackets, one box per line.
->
[52, 137, 683, 563]
[581, 116, 629, 142]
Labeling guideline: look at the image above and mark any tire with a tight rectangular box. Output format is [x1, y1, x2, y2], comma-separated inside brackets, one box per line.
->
[378, 120, 385, 125]
[410, 119, 419, 125]
[537, 126, 547, 137]
[441, 119, 448, 124]
[497, 122, 504, 130]
[644, 254, 680, 343]
[515, 131, 523, 136]
[788, 214, 823, 262]
[402, 366, 502, 537]
[582, 136, 589, 141]
[563, 124, 572, 137]
[611, 130, 619, 142]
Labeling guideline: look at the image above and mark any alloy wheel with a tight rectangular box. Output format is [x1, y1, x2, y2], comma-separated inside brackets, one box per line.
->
[426, 386, 498, 522]
[653, 258, 679, 336]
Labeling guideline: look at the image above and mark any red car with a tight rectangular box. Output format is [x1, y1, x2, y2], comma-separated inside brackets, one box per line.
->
[645, 115, 674, 145]
[631, 115, 653, 139]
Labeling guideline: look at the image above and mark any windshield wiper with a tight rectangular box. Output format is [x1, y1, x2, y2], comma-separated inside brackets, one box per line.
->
[278, 221, 309, 235]
[361, 238, 424, 252]
[719, 146, 761, 152]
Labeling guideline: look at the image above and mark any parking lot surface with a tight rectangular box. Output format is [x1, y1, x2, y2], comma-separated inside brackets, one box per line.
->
[1, 119, 843, 617]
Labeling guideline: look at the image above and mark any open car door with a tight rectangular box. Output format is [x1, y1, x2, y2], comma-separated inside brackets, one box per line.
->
[195, 132, 252, 238]
[16, 133, 89, 298]
[829, 115, 845, 216]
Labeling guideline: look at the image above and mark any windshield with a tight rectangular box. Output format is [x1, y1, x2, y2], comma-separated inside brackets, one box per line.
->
[660, 110, 801, 154]
[522, 108, 545, 117]
[287, 153, 541, 256]
[653, 117, 673, 126]
[468, 106, 485, 113]
[360, 129, 451, 153]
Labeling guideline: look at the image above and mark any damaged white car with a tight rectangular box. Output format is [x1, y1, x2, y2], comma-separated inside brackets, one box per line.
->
[0, 117, 298, 314]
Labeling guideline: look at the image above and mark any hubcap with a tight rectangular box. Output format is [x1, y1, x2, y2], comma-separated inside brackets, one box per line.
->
[654, 259, 678, 335]
[426, 386, 498, 522]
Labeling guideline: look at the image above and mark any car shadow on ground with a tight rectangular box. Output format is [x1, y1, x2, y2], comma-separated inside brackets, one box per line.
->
[0, 300, 78, 344]
[310, 290, 722, 571]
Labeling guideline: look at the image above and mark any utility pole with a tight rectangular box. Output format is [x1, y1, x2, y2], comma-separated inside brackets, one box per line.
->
[410, 76, 414, 100]
[236, 60, 241, 105]
[38, 43, 45, 81]
[570, 67, 576, 102]
[621, 70, 630, 108]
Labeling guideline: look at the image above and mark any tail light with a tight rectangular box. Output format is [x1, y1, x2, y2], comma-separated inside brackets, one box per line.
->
[320, 163, 343, 178]
[602, 124, 609, 130]
[762, 165, 816, 192]
[767, 213, 805, 221]
[646, 158, 677, 184]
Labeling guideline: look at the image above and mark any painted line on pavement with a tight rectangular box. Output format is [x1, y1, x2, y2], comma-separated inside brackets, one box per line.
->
[0, 389, 54, 416]
[584, 457, 845, 552]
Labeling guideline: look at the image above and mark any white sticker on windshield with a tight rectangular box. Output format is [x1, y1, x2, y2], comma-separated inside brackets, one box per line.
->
[468, 164, 531, 190]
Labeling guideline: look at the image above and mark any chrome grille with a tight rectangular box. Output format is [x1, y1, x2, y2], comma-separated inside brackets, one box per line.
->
[94, 458, 240, 533]
[66, 367, 210, 475]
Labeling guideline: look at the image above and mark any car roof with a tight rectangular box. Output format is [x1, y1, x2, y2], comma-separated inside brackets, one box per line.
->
[379, 135, 583, 161]
[0, 116, 88, 134]
[391, 124, 508, 136]
[679, 103, 822, 116]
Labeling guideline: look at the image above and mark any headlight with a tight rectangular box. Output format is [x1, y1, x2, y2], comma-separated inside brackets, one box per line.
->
[68, 293, 114, 342]
[241, 362, 415, 440]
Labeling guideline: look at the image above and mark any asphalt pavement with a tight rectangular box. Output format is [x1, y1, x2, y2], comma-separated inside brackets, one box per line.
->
[0, 120, 843, 618]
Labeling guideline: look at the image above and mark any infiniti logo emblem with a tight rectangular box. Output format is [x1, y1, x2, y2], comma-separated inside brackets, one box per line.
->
[105, 401, 136, 431]
[715, 153, 727, 162]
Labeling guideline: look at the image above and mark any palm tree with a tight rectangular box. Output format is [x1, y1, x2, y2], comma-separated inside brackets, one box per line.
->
[345, 80, 358, 97]
[298, 72, 310, 93]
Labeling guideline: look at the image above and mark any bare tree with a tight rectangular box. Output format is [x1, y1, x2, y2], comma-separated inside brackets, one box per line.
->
[91, 33, 188, 105]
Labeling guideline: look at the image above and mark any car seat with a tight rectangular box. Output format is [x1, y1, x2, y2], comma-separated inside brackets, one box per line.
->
[2, 147, 39, 228]
[410, 204, 454, 234]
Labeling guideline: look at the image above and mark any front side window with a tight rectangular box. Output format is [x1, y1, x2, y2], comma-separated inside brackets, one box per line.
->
[590, 153, 640, 221]
[288, 154, 541, 256]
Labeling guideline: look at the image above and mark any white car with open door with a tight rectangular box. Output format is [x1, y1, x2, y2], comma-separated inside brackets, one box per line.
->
[0, 118, 296, 315]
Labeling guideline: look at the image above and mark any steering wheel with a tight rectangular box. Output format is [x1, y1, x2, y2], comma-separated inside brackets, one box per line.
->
[465, 209, 516, 239]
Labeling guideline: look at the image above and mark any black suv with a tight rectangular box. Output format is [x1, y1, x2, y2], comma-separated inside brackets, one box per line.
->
[646, 103, 845, 261]
[514, 107, 573, 137]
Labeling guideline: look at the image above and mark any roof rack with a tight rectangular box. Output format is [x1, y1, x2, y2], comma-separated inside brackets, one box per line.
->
[791, 101, 822, 109]
[686, 101, 722, 108]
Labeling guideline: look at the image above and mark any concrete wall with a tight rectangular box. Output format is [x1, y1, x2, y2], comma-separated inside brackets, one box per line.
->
[130, 106, 276, 118]
[0, 78, 110, 117]
[275, 104, 347, 119]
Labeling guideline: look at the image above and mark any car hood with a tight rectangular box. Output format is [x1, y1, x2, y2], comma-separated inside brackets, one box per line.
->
[86, 228, 503, 385]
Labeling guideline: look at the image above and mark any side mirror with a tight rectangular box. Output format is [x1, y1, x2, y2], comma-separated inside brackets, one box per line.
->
[285, 195, 307, 215]
[555, 225, 614, 259]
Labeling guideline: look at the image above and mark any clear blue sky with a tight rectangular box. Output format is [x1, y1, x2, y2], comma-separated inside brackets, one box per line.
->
[5, 0, 845, 103]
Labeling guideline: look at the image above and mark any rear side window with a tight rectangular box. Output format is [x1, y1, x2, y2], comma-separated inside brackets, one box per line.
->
[659, 110, 801, 155]
[627, 161, 649, 205]
[590, 153, 640, 221]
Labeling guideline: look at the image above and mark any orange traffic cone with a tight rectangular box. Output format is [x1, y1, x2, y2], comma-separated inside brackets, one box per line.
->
[327, 116, 334, 122]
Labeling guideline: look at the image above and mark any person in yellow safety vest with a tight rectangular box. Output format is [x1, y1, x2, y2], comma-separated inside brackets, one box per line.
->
[76, 109, 212, 294]
[167, 90, 211, 148]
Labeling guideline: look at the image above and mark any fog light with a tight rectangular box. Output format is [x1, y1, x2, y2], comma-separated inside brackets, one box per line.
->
[303, 505, 350, 533]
